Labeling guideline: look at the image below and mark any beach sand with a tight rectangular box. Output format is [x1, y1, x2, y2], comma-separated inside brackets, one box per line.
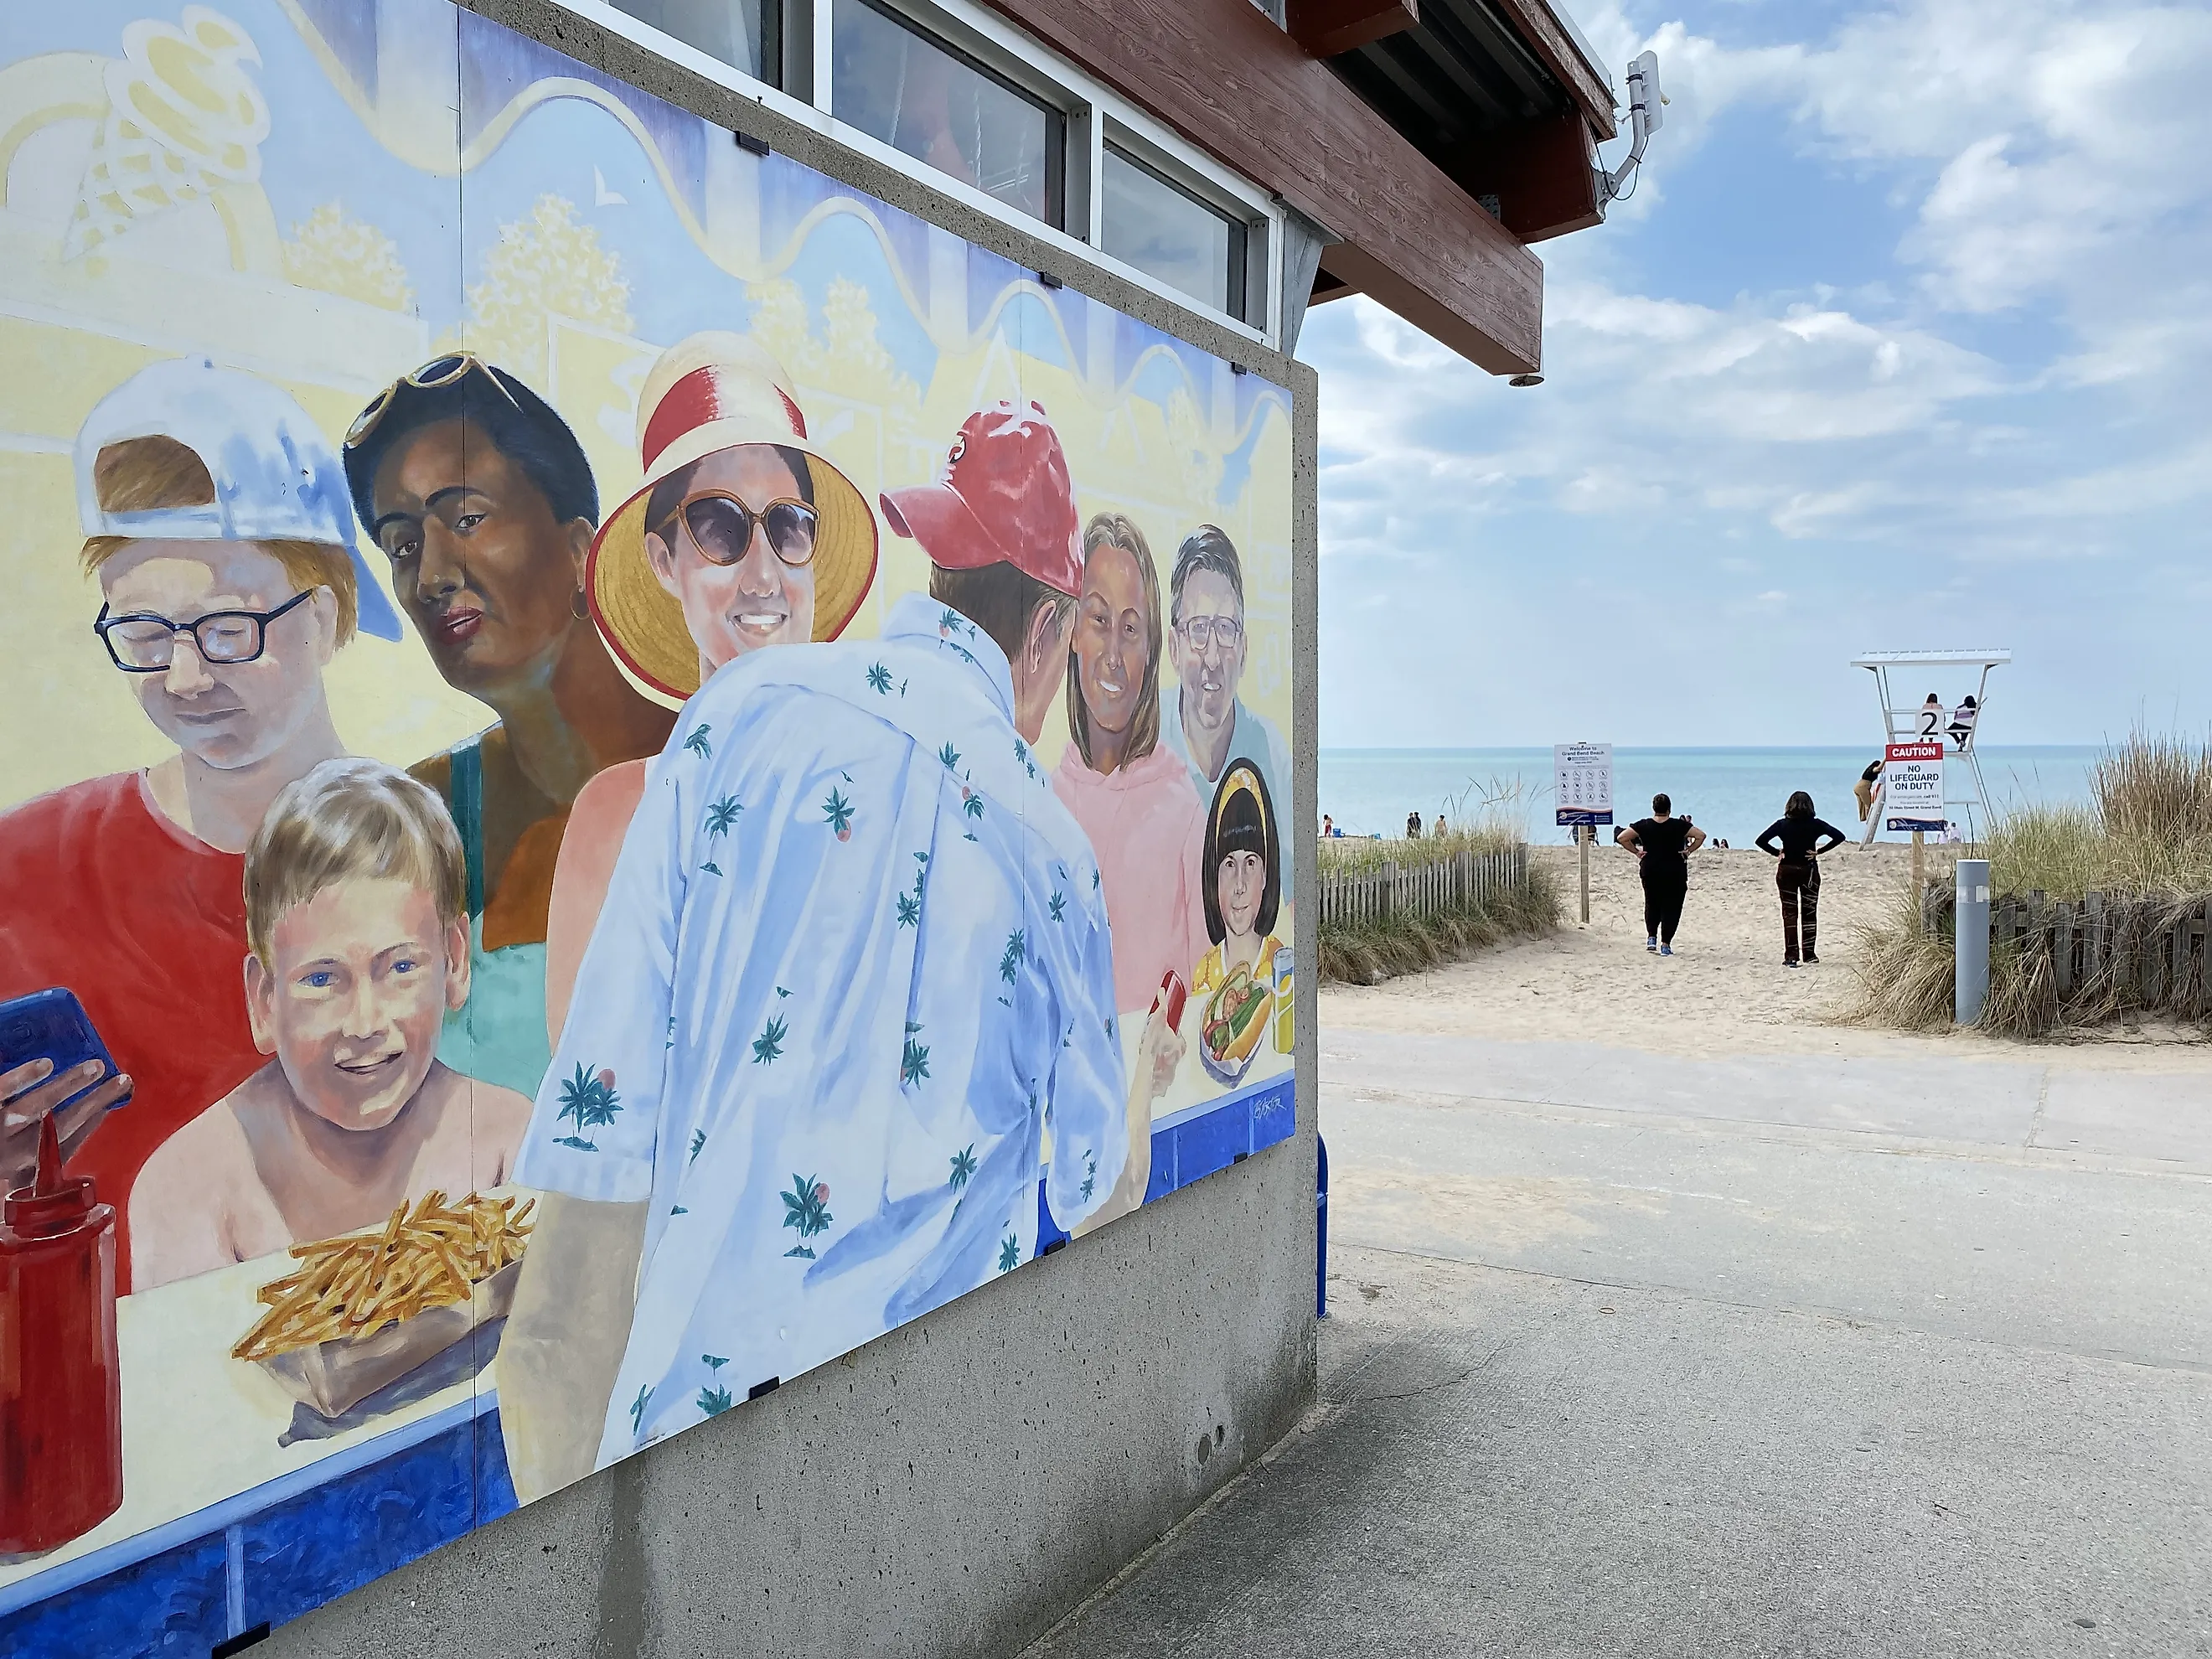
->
[1323, 841, 2212, 1071]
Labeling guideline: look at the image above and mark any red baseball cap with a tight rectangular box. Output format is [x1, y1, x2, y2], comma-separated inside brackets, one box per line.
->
[881, 401, 1082, 597]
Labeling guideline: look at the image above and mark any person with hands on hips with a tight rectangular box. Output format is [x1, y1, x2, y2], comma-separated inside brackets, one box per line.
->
[1617, 793, 1704, 956]
[1756, 791, 1848, 967]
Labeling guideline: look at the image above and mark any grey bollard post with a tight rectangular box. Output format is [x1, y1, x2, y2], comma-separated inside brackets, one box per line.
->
[1956, 857, 1991, 1025]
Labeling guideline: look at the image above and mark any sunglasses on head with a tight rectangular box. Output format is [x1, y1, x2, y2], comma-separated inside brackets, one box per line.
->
[660, 489, 819, 569]
[345, 353, 521, 451]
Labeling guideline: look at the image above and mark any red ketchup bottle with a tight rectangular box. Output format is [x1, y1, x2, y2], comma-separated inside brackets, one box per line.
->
[0, 1116, 124, 1554]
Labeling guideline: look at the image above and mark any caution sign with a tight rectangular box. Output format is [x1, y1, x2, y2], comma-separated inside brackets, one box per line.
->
[1884, 741, 1946, 833]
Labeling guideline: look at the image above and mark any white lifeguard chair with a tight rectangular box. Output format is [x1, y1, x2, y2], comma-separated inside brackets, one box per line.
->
[1852, 649, 2011, 844]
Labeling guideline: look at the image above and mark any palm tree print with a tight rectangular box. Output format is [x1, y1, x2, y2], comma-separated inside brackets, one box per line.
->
[752, 1016, 788, 1065]
[948, 1145, 977, 1190]
[697, 1356, 732, 1417]
[700, 861, 723, 876]
[629, 1384, 652, 1434]
[938, 741, 960, 771]
[823, 788, 855, 841]
[1048, 891, 1066, 923]
[555, 1063, 621, 1150]
[901, 1034, 931, 1086]
[963, 790, 985, 822]
[690, 1128, 707, 1164]
[938, 606, 964, 637]
[683, 724, 711, 758]
[997, 1233, 1020, 1274]
[866, 661, 892, 694]
[896, 891, 921, 928]
[1080, 1150, 1098, 1204]
[783, 1174, 832, 1258]
[1000, 929, 1026, 985]
[704, 795, 742, 837]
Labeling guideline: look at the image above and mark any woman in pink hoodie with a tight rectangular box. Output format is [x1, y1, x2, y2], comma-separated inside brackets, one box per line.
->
[1052, 514, 1208, 1016]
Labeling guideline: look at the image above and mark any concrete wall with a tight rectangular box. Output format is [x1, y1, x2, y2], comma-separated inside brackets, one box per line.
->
[264, 4, 1322, 1654]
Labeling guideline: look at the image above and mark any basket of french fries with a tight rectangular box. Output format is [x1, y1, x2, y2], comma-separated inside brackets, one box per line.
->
[233, 1191, 534, 1420]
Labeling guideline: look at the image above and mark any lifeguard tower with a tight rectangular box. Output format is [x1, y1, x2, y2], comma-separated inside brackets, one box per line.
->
[1852, 649, 2012, 844]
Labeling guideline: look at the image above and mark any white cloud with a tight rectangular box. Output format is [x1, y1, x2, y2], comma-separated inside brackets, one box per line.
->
[1304, 0, 2212, 746]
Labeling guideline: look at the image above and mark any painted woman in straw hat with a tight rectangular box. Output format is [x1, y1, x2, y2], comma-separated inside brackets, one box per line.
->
[543, 333, 877, 1040]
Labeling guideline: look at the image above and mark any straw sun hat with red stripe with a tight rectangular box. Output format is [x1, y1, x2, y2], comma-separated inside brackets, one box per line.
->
[587, 332, 877, 707]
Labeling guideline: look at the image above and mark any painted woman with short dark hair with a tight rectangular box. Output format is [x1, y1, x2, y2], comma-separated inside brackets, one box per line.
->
[1756, 791, 1848, 967]
[1194, 762, 1284, 1083]
[1618, 792, 1704, 955]
[344, 355, 674, 1093]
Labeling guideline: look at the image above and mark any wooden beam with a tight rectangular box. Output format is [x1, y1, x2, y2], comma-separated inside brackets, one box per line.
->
[1488, 0, 1617, 141]
[985, 0, 1545, 374]
[1287, 0, 1419, 59]
[1450, 109, 1601, 244]
[1309, 263, 1363, 306]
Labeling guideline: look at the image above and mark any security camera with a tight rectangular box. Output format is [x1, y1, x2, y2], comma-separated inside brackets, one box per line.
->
[1596, 50, 1666, 211]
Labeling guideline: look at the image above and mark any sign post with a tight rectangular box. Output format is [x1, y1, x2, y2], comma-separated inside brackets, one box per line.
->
[1884, 741, 1946, 897]
[1554, 742, 1615, 926]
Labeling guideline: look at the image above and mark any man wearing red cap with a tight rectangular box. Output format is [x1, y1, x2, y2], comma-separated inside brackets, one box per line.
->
[501, 400, 1173, 1500]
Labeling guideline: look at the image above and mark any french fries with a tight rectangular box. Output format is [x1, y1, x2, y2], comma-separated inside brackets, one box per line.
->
[231, 1191, 535, 1362]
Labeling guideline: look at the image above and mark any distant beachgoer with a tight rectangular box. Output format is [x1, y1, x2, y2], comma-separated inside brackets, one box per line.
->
[1756, 791, 1848, 967]
[1919, 693, 1944, 742]
[1432, 814, 1446, 838]
[1618, 793, 1705, 956]
[1854, 757, 1882, 822]
[1321, 814, 1334, 838]
[1948, 695, 1978, 751]
[1406, 811, 1422, 839]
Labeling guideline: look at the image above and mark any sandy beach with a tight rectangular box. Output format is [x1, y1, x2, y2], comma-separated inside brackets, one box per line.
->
[1324, 841, 2212, 1071]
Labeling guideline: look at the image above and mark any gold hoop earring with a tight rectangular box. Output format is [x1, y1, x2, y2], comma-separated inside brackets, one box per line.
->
[571, 588, 590, 622]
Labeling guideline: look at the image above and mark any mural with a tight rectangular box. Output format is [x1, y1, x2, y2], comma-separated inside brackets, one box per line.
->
[0, 0, 1295, 1650]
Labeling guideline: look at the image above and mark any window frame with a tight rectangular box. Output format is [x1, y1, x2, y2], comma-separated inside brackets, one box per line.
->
[545, 0, 1285, 346]
[1099, 132, 1254, 325]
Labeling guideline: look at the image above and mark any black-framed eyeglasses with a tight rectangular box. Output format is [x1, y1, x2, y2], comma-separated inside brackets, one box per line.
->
[1175, 614, 1243, 653]
[94, 591, 313, 672]
[344, 352, 521, 452]
[668, 490, 819, 569]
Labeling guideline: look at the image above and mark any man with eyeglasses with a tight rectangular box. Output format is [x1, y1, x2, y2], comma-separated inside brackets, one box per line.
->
[1164, 525, 1291, 880]
[0, 358, 401, 1285]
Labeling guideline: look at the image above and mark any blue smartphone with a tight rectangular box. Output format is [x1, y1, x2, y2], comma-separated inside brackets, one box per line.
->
[0, 988, 121, 1112]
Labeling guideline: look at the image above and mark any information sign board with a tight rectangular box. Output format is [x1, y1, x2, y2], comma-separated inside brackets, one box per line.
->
[1884, 742, 1946, 832]
[1554, 742, 1615, 827]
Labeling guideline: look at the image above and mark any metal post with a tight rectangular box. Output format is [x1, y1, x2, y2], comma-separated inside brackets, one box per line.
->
[1315, 1137, 1329, 1320]
[1956, 857, 1991, 1025]
[1911, 829, 1924, 898]
[1579, 824, 1591, 924]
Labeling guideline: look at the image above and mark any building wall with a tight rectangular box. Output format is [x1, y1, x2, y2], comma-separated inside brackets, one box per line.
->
[266, 19, 1324, 1656]
[0, 0, 1317, 1651]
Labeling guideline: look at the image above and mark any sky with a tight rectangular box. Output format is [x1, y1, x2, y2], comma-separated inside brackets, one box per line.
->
[1299, 0, 2212, 751]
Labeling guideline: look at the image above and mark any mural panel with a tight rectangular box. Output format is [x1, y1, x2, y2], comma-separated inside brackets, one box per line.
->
[0, 2, 1295, 1647]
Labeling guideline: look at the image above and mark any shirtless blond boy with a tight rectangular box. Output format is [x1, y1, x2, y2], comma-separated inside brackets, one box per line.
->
[132, 758, 531, 1290]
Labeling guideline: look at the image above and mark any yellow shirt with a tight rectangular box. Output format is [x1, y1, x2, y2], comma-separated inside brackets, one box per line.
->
[1193, 934, 1284, 1072]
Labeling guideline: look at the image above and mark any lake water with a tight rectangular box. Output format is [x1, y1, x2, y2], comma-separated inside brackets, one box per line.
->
[1318, 747, 2104, 848]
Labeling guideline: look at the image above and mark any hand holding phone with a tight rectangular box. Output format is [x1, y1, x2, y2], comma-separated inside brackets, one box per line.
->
[0, 990, 131, 1195]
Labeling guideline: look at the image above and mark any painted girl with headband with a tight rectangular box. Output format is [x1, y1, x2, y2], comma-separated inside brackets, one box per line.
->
[1193, 761, 1285, 1084]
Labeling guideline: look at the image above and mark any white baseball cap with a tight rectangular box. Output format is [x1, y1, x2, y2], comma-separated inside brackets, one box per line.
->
[74, 357, 402, 640]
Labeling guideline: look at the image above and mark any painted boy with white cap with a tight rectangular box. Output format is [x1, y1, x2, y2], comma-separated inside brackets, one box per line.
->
[0, 358, 402, 1284]
[500, 382, 1166, 1499]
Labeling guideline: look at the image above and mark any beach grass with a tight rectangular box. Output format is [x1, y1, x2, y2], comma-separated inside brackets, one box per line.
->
[1848, 732, 2212, 1036]
[1317, 825, 1561, 985]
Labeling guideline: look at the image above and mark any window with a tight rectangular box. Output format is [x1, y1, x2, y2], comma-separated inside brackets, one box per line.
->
[607, 0, 778, 84]
[831, 0, 1064, 227]
[1101, 142, 1248, 321]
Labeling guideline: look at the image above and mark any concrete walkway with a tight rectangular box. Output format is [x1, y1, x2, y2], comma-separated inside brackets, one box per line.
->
[1021, 1032, 2212, 1656]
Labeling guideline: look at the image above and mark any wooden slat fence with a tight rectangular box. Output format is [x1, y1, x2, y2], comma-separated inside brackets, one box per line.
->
[1921, 882, 2212, 1022]
[1318, 846, 1528, 930]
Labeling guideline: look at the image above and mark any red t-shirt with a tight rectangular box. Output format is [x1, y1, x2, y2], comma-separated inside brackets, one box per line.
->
[0, 773, 262, 1294]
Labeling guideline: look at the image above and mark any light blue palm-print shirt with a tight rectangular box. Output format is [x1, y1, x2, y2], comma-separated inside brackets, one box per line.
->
[513, 592, 1128, 1465]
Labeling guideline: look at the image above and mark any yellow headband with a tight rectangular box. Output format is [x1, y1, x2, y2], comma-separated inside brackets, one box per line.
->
[1212, 762, 1269, 842]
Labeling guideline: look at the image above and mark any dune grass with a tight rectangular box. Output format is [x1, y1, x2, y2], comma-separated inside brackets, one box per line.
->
[1316, 815, 1561, 986]
[1848, 733, 2212, 1036]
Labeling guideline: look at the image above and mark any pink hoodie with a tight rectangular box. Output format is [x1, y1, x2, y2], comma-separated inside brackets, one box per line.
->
[1052, 742, 1210, 1016]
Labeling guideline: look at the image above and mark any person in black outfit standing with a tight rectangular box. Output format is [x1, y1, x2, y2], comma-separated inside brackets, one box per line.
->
[1756, 791, 1848, 966]
[1619, 793, 1704, 956]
